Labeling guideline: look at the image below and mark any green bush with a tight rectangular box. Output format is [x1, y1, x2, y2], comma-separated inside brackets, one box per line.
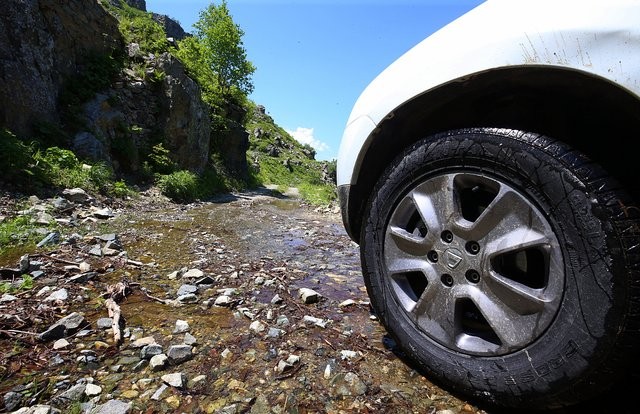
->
[0, 129, 35, 184]
[157, 170, 200, 202]
[33, 147, 114, 193]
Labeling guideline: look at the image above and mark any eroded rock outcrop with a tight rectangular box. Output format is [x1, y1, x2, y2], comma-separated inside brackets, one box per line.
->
[0, 0, 122, 137]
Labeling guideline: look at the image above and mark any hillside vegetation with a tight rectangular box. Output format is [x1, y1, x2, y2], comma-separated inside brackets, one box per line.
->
[1, 0, 337, 205]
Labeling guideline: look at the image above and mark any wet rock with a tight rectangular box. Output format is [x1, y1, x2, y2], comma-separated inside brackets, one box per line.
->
[331, 372, 367, 397]
[299, 287, 321, 304]
[167, 344, 192, 364]
[303, 315, 328, 328]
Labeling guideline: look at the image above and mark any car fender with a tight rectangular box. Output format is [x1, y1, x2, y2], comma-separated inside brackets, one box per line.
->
[337, 0, 640, 187]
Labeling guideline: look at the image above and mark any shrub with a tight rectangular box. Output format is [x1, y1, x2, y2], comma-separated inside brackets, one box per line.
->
[157, 170, 200, 202]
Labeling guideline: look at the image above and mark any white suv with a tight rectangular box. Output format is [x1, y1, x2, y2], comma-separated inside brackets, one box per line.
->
[337, 0, 640, 410]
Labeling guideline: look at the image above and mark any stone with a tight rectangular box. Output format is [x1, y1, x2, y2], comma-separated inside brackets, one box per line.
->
[299, 288, 321, 304]
[131, 336, 156, 348]
[173, 319, 189, 333]
[150, 354, 168, 371]
[53, 338, 70, 349]
[43, 288, 68, 302]
[97, 317, 113, 329]
[176, 284, 197, 297]
[182, 268, 204, 279]
[161, 372, 186, 388]
[91, 399, 132, 414]
[167, 345, 192, 364]
[140, 344, 163, 359]
[85, 383, 102, 397]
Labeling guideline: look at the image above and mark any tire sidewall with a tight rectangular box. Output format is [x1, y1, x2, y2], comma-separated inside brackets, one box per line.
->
[361, 129, 627, 408]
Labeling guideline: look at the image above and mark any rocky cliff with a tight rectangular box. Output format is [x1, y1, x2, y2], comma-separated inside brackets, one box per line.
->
[0, 0, 247, 178]
[0, 0, 122, 137]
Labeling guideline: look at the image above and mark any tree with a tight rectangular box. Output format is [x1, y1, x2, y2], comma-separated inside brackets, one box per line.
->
[190, 0, 255, 98]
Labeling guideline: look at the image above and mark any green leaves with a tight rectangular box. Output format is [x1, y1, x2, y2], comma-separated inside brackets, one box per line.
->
[175, 0, 255, 101]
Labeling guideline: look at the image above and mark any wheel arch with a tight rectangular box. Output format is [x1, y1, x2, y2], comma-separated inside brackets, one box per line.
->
[346, 66, 640, 242]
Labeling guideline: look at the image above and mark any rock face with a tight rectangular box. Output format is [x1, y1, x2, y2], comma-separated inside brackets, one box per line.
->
[0, 0, 223, 177]
[152, 13, 188, 41]
[0, 0, 123, 137]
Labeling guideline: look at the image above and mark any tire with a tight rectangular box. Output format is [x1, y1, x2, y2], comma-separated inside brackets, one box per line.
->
[360, 128, 640, 410]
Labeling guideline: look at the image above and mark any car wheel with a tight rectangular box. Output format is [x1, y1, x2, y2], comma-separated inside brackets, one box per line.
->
[360, 128, 640, 409]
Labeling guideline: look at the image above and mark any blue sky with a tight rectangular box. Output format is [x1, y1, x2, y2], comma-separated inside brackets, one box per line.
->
[145, 0, 484, 160]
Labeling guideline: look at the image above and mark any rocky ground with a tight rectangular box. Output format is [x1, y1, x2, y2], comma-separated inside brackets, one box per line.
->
[0, 187, 488, 414]
[0, 188, 636, 414]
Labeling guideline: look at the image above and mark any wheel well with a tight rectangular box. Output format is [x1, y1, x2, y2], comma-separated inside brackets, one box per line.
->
[348, 66, 640, 241]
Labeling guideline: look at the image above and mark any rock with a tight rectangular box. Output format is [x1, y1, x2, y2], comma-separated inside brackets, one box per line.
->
[339, 299, 356, 307]
[3, 391, 22, 411]
[167, 345, 192, 364]
[131, 336, 156, 348]
[340, 350, 359, 360]
[161, 372, 186, 388]
[55, 383, 86, 403]
[173, 319, 189, 333]
[92, 207, 114, 219]
[214, 295, 232, 306]
[141, 344, 163, 359]
[331, 372, 367, 397]
[249, 321, 266, 334]
[43, 288, 68, 302]
[183, 332, 197, 345]
[97, 317, 113, 329]
[177, 293, 198, 303]
[176, 284, 197, 296]
[182, 268, 204, 279]
[149, 354, 168, 371]
[150, 384, 168, 401]
[62, 188, 91, 204]
[85, 384, 102, 397]
[36, 231, 60, 247]
[0, 294, 18, 303]
[299, 288, 321, 304]
[53, 338, 70, 349]
[270, 294, 283, 304]
[39, 312, 86, 341]
[303, 315, 328, 328]
[90, 399, 132, 414]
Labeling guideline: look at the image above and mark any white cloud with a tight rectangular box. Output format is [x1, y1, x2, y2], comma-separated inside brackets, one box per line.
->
[286, 127, 329, 153]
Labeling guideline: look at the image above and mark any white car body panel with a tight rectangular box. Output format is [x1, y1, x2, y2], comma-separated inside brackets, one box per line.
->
[337, 0, 640, 186]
